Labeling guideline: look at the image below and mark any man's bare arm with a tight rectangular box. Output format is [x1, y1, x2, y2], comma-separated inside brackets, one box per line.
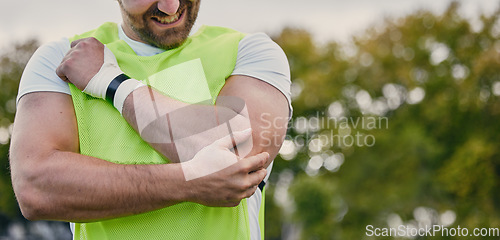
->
[10, 92, 268, 222]
[217, 75, 290, 167]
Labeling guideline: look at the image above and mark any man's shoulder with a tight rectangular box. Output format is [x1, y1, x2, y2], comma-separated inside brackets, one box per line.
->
[193, 26, 282, 51]
[17, 38, 72, 103]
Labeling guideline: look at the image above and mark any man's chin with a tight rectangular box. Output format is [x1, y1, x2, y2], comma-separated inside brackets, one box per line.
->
[138, 28, 190, 50]
[150, 34, 189, 50]
[156, 40, 187, 50]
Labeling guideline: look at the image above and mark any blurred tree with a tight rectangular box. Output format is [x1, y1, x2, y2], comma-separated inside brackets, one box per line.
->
[268, 2, 500, 239]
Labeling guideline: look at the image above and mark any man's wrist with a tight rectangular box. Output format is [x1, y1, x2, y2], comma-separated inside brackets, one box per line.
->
[81, 47, 123, 99]
[157, 163, 191, 204]
[106, 75, 145, 115]
[105, 73, 130, 103]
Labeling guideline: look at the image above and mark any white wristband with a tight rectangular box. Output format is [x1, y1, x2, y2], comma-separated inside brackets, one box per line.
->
[113, 79, 146, 115]
[83, 46, 123, 99]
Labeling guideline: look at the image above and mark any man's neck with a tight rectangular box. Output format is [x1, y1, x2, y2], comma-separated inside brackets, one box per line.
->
[118, 24, 165, 56]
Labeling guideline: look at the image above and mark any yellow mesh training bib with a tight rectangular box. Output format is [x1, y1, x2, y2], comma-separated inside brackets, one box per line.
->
[69, 22, 258, 240]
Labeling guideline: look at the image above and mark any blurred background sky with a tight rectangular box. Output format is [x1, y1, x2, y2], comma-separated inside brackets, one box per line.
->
[0, 0, 497, 49]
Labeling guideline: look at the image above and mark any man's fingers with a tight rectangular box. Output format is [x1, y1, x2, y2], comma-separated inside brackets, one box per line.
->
[55, 65, 66, 82]
[70, 38, 89, 48]
[244, 185, 260, 198]
[214, 128, 252, 149]
[242, 152, 269, 173]
[248, 168, 267, 185]
[55, 59, 70, 82]
[57, 37, 103, 83]
[242, 168, 266, 198]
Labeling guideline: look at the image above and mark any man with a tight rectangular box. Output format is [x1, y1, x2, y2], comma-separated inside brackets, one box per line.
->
[10, 0, 291, 239]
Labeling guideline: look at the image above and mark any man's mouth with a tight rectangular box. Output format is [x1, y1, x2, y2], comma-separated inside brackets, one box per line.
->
[151, 9, 185, 25]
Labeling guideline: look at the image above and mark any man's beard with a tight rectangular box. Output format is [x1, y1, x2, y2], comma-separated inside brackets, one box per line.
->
[122, 0, 200, 50]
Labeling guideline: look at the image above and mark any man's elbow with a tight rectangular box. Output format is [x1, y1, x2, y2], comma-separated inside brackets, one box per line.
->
[17, 193, 43, 221]
[14, 185, 47, 221]
[250, 120, 288, 166]
[11, 165, 51, 221]
[254, 129, 286, 157]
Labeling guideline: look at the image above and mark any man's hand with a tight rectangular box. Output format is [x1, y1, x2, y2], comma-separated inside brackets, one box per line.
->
[181, 128, 255, 181]
[186, 152, 268, 207]
[56, 37, 130, 104]
[56, 37, 105, 91]
[181, 129, 268, 207]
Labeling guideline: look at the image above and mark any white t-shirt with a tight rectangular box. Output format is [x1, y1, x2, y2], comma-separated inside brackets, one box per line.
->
[18, 25, 291, 240]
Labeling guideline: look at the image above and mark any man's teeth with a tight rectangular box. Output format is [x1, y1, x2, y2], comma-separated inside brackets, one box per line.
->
[155, 13, 180, 24]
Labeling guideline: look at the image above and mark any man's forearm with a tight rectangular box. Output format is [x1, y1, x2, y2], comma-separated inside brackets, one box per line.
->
[10, 92, 190, 222]
[14, 150, 187, 222]
[13, 146, 267, 222]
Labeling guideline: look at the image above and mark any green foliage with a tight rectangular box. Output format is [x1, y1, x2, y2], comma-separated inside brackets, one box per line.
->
[290, 175, 343, 240]
[268, 2, 500, 239]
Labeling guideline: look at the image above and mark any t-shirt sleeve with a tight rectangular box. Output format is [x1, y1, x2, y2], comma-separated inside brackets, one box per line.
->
[16, 38, 72, 104]
[232, 33, 293, 117]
